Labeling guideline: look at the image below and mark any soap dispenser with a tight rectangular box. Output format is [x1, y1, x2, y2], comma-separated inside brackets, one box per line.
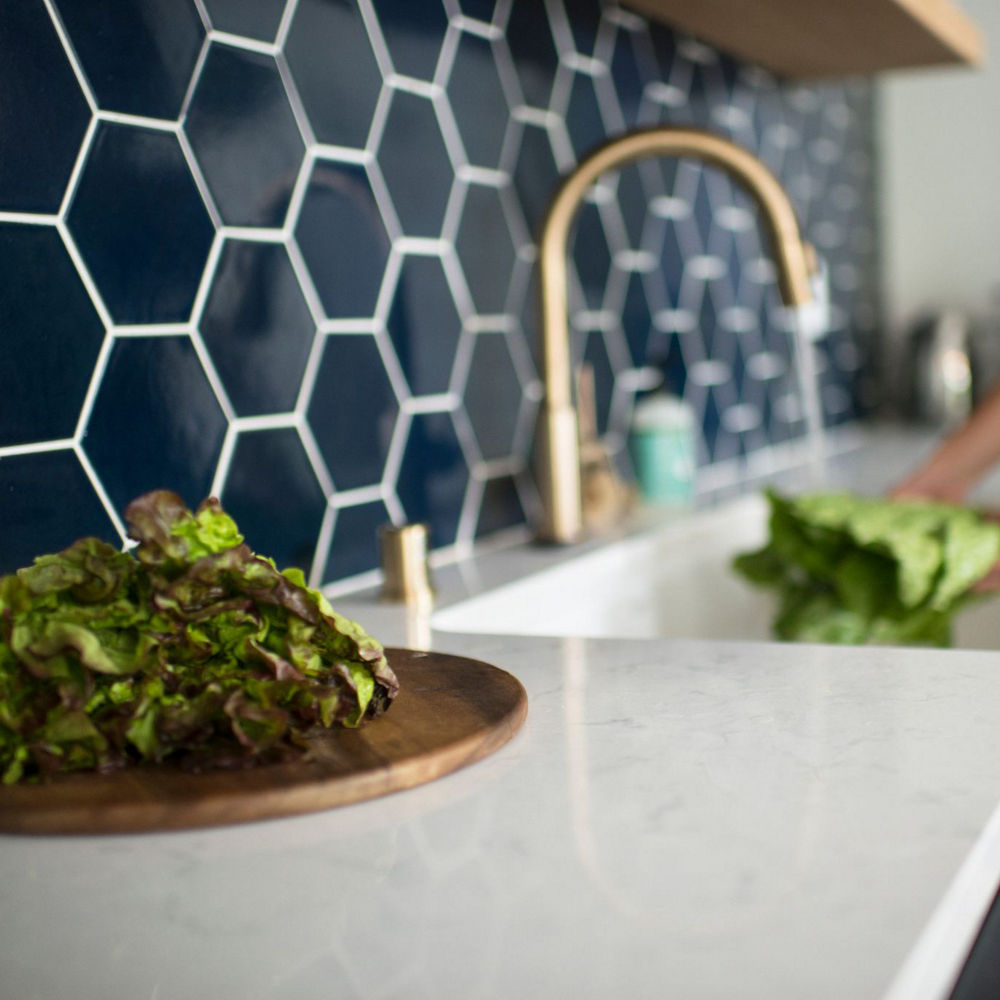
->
[628, 391, 696, 505]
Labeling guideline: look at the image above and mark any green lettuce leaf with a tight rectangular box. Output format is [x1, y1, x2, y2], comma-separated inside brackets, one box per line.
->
[733, 489, 1000, 646]
[0, 490, 398, 783]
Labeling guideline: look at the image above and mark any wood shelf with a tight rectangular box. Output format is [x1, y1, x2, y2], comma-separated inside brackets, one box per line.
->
[624, 0, 985, 78]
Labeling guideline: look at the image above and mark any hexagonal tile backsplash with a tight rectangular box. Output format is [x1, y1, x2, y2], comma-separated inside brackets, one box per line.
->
[0, 0, 879, 587]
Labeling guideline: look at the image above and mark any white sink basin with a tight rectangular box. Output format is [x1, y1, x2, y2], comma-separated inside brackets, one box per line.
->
[432, 494, 1000, 649]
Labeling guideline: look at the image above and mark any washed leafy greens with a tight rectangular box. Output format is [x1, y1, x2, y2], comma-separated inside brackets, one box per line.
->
[0, 490, 398, 784]
[732, 490, 1000, 646]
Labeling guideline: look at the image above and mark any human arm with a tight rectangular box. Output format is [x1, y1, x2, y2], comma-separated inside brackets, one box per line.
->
[893, 377, 1000, 503]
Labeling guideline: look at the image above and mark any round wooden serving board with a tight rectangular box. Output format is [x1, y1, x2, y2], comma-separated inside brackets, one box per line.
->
[0, 648, 528, 835]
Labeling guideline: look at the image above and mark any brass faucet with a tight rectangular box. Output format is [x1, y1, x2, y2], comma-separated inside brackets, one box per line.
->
[534, 126, 818, 543]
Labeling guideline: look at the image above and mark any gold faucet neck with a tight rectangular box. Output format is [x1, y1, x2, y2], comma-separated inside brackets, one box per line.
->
[535, 126, 815, 544]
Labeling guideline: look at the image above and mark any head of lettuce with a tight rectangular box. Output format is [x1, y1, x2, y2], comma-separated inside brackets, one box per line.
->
[732, 490, 1000, 646]
[0, 490, 398, 784]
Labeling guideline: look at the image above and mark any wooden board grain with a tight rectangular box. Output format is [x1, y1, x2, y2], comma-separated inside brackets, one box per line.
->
[0, 648, 528, 835]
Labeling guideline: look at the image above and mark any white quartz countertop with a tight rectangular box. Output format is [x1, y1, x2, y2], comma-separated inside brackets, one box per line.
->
[5, 425, 1000, 1000]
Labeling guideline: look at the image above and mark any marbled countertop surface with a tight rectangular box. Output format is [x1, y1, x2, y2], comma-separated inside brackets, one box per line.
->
[5, 425, 1000, 1000]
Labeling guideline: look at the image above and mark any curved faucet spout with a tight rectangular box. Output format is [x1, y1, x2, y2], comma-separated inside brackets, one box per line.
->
[535, 126, 816, 544]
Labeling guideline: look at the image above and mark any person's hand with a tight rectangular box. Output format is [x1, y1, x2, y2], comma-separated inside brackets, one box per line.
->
[890, 465, 976, 504]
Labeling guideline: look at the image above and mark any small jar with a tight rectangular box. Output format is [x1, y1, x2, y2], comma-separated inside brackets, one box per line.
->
[628, 393, 696, 505]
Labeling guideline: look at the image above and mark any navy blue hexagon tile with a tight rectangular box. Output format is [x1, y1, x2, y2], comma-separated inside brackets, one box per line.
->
[0, 1, 90, 212]
[449, 33, 510, 169]
[67, 122, 214, 324]
[0, 0, 880, 585]
[396, 412, 470, 549]
[202, 0, 286, 42]
[456, 184, 518, 315]
[476, 475, 525, 538]
[464, 333, 522, 461]
[565, 0, 604, 58]
[512, 123, 560, 237]
[284, 0, 383, 149]
[506, 1, 559, 109]
[378, 91, 453, 238]
[583, 330, 616, 436]
[221, 428, 326, 573]
[54, 0, 204, 120]
[296, 160, 392, 319]
[0, 223, 104, 447]
[0, 450, 120, 574]
[185, 44, 305, 228]
[201, 240, 315, 416]
[458, 0, 497, 22]
[387, 255, 461, 396]
[565, 71, 607, 162]
[307, 334, 399, 491]
[620, 269, 655, 366]
[370, 0, 448, 81]
[571, 200, 613, 311]
[83, 336, 227, 514]
[324, 499, 392, 584]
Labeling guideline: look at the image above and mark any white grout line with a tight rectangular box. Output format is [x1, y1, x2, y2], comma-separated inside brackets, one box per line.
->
[0, 211, 60, 226]
[178, 31, 212, 123]
[297, 421, 336, 498]
[0, 438, 76, 459]
[207, 31, 280, 56]
[73, 441, 129, 543]
[41, 0, 98, 114]
[275, 0, 298, 49]
[57, 115, 99, 221]
[55, 219, 115, 330]
[209, 422, 238, 498]
[401, 393, 461, 415]
[309, 502, 336, 589]
[330, 484, 385, 508]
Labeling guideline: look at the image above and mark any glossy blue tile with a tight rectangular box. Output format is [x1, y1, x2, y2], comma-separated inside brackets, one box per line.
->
[387, 256, 461, 395]
[610, 21, 651, 129]
[464, 333, 521, 461]
[564, 0, 603, 57]
[458, 0, 497, 21]
[476, 475, 524, 538]
[0, 1, 89, 212]
[622, 270, 653, 366]
[201, 240, 315, 416]
[566, 71, 606, 162]
[54, 0, 204, 120]
[221, 428, 326, 572]
[284, 0, 382, 149]
[371, 0, 448, 80]
[0, 451, 119, 574]
[202, 0, 285, 41]
[324, 499, 392, 583]
[296, 161, 391, 319]
[506, 1, 559, 109]
[512, 123, 560, 236]
[185, 44, 304, 227]
[84, 337, 227, 515]
[449, 33, 509, 169]
[456, 184, 517, 315]
[307, 334, 399, 490]
[583, 330, 615, 435]
[378, 92, 453, 237]
[617, 162, 648, 248]
[396, 412, 469, 548]
[68, 122, 214, 324]
[571, 200, 612, 311]
[0, 223, 104, 447]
